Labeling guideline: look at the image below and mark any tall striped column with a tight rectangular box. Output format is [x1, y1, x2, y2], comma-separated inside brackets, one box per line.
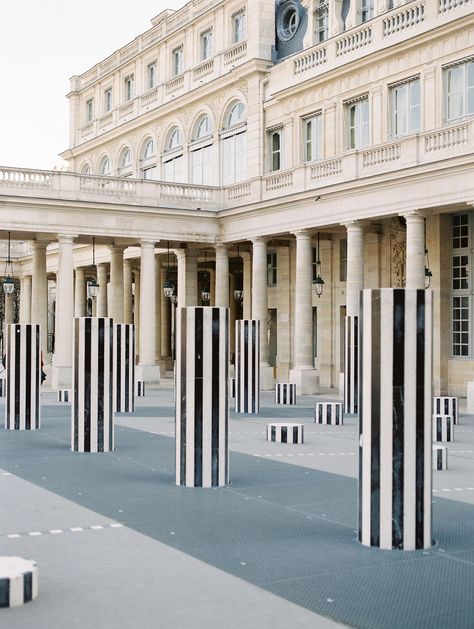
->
[235, 319, 260, 414]
[359, 289, 433, 550]
[113, 324, 135, 413]
[72, 318, 114, 453]
[344, 316, 359, 414]
[5, 324, 41, 430]
[175, 307, 229, 488]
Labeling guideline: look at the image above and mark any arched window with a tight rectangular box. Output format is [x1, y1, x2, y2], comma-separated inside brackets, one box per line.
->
[140, 137, 157, 180]
[163, 126, 184, 182]
[99, 156, 111, 176]
[190, 115, 213, 185]
[80, 163, 91, 175]
[167, 127, 181, 150]
[119, 147, 133, 177]
[221, 101, 247, 185]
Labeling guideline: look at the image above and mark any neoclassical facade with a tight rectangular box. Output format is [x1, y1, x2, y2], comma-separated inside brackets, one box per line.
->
[1, 0, 473, 394]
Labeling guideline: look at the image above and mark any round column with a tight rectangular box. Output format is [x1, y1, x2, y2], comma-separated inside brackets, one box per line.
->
[31, 241, 48, 355]
[109, 245, 125, 322]
[96, 263, 108, 317]
[134, 269, 140, 361]
[215, 245, 229, 307]
[345, 221, 364, 317]
[74, 267, 86, 317]
[19, 276, 32, 323]
[404, 211, 425, 290]
[137, 241, 159, 383]
[52, 235, 75, 388]
[4, 293, 14, 324]
[123, 259, 133, 324]
[251, 237, 269, 366]
[293, 231, 313, 369]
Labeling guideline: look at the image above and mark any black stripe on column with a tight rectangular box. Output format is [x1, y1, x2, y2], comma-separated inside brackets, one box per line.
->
[194, 309, 203, 487]
[116, 324, 122, 412]
[74, 319, 80, 451]
[225, 309, 229, 485]
[354, 316, 359, 414]
[14, 326, 21, 430]
[392, 289, 405, 549]
[23, 572, 32, 603]
[347, 318, 352, 411]
[98, 318, 105, 452]
[211, 308, 220, 487]
[281, 426, 287, 443]
[84, 318, 92, 452]
[25, 325, 31, 430]
[35, 326, 40, 428]
[243, 321, 249, 413]
[108, 320, 114, 451]
[180, 310, 187, 485]
[358, 295, 364, 543]
[415, 291, 425, 548]
[370, 290, 381, 548]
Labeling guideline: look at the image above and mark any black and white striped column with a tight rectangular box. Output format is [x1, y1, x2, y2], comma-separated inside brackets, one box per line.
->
[359, 289, 433, 550]
[315, 402, 344, 425]
[136, 381, 145, 397]
[275, 383, 297, 405]
[344, 315, 359, 414]
[235, 319, 260, 414]
[433, 397, 458, 425]
[0, 379, 6, 398]
[432, 445, 448, 470]
[175, 307, 229, 488]
[267, 423, 304, 444]
[113, 324, 135, 413]
[0, 557, 38, 607]
[72, 317, 114, 453]
[5, 324, 41, 430]
[58, 390, 71, 403]
[432, 415, 454, 442]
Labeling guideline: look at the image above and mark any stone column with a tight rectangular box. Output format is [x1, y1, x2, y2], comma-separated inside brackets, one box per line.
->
[52, 235, 75, 389]
[215, 244, 229, 307]
[160, 267, 171, 360]
[137, 241, 160, 383]
[344, 221, 364, 414]
[134, 269, 140, 362]
[4, 293, 14, 324]
[19, 276, 32, 323]
[123, 259, 133, 324]
[31, 241, 48, 355]
[242, 251, 252, 320]
[289, 230, 319, 394]
[251, 237, 273, 389]
[155, 255, 162, 364]
[74, 267, 86, 317]
[109, 245, 125, 322]
[96, 263, 108, 317]
[404, 211, 426, 290]
[177, 249, 198, 307]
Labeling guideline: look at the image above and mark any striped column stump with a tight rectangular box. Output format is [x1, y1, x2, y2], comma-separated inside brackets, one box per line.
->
[0, 379, 6, 398]
[136, 381, 146, 397]
[5, 324, 41, 430]
[432, 445, 448, 471]
[433, 397, 458, 425]
[267, 423, 304, 444]
[344, 315, 359, 414]
[229, 377, 235, 399]
[275, 383, 297, 405]
[359, 289, 433, 551]
[235, 319, 260, 413]
[72, 318, 114, 453]
[113, 324, 135, 413]
[58, 390, 71, 403]
[432, 415, 454, 442]
[176, 307, 229, 488]
[0, 557, 38, 607]
[315, 402, 344, 425]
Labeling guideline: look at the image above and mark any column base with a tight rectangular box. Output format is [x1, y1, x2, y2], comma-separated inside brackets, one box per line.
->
[51, 366, 72, 390]
[136, 364, 161, 384]
[260, 365, 275, 391]
[288, 368, 320, 395]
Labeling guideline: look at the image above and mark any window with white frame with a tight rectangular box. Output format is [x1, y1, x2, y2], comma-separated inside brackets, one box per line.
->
[104, 88, 113, 112]
[346, 97, 370, 149]
[200, 29, 213, 60]
[268, 130, 282, 172]
[172, 46, 184, 76]
[390, 78, 421, 138]
[221, 101, 247, 185]
[444, 58, 474, 122]
[141, 137, 157, 180]
[81, 163, 91, 175]
[85, 98, 94, 122]
[124, 75, 134, 102]
[119, 147, 132, 177]
[314, 1, 328, 43]
[191, 115, 213, 185]
[360, 0, 374, 22]
[99, 156, 111, 176]
[232, 10, 246, 44]
[147, 62, 157, 90]
[267, 252, 277, 286]
[452, 214, 470, 356]
[163, 127, 184, 182]
[303, 113, 323, 162]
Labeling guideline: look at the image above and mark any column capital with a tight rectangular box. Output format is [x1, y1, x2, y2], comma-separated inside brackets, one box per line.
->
[214, 243, 228, 253]
[140, 240, 156, 249]
[251, 236, 268, 246]
[109, 244, 126, 254]
[291, 229, 312, 241]
[342, 220, 364, 231]
[57, 234, 77, 244]
[31, 239, 49, 251]
[401, 210, 425, 222]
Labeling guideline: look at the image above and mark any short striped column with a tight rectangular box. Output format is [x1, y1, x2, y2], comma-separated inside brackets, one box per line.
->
[229, 377, 235, 399]
[275, 383, 297, 405]
[267, 423, 304, 444]
[432, 445, 448, 471]
[359, 289, 433, 550]
[5, 324, 41, 430]
[235, 319, 260, 413]
[344, 315, 359, 414]
[72, 317, 114, 453]
[136, 381, 145, 397]
[433, 397, 458, 425]
[432, 415, 454, 442]
[176, 307, 229, 488]
[58, 390, 71, 403]
[0, 557, 38, 607]
[113, 324, 135, 413]
[0, 379, 6, 398]
[315, 402, 344, 425]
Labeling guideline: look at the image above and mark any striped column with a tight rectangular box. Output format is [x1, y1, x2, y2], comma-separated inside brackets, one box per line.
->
[235, 319, 260, 414]
[175, 307, 229, 488]
[432, 445, 448, 471]
[315, 402, 344, 425]
[58, 390, 71, 403]
[275, 383, 297, 405]
[432, 415, 454, 442]
[0, 379, 6, 398]
[113, 324, 135, 413]
[433, 397, 458, 425]
[72, 318, 113, 453]
[359, 289, 433, 551]
[136, 381, 146, 396]
[267, 423, 304, 444]
[5, 324, 41, 430]
[0, 557, 38, 607]
[344, 315, 359, 414]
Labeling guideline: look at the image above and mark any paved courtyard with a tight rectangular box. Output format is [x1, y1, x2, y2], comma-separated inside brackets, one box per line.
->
[1, 384, 473, 628]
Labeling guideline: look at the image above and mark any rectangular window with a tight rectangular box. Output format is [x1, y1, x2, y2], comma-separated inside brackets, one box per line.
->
[222, 131, 247, 185]
[315, 1, 328, 43]
[147, 62, 157, 90]
[172, 46, 184, 76]
[233, 11, 246, 44]
[85, 98, 93, 122]
[201, 30, 213, 60]
[452, 214, 471, 357]
[104, 88, 112, 112]
[453, 296, 470, 356]
[191, 146, 212, 185]
[124, 75, 134, 102]
[340, 239, 347, 282]
[269, 131, 282, 172]
[267, 252, 277, 286]
[361, 0, 374, 22]
[391, 78, 421, 138]
[445, 59, 474, 121]
[347, 98, 370, 149]
[304, 113, 323, 162]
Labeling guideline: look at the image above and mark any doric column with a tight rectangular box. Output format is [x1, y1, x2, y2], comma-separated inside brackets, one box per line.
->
[31, 241, 48, 355]
[215, 244, 229, 307]
[137, 241, 160, 383]
[404, 211, 425, 290]
[109, 245, 125, 322]
[52, 235, 75, 388]
[289, 230, 319, 394]
[19, 276, 32, 323]
[177, 249, 198, 307]
[242, 251, 252, 320]
[123, 259, 133, 324]
[96, 263, 108, 317]
[251, 237, 273, 389]
[74, 267, 86, 317]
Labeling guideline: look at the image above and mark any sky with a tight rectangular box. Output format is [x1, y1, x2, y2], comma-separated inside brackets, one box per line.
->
[0, 0, 181, 170]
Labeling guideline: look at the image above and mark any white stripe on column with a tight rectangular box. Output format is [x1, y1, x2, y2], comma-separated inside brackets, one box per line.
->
[360, 290, 372, 547]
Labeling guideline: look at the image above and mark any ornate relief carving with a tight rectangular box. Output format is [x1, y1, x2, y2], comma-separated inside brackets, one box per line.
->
[388, 218, 406, 288]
